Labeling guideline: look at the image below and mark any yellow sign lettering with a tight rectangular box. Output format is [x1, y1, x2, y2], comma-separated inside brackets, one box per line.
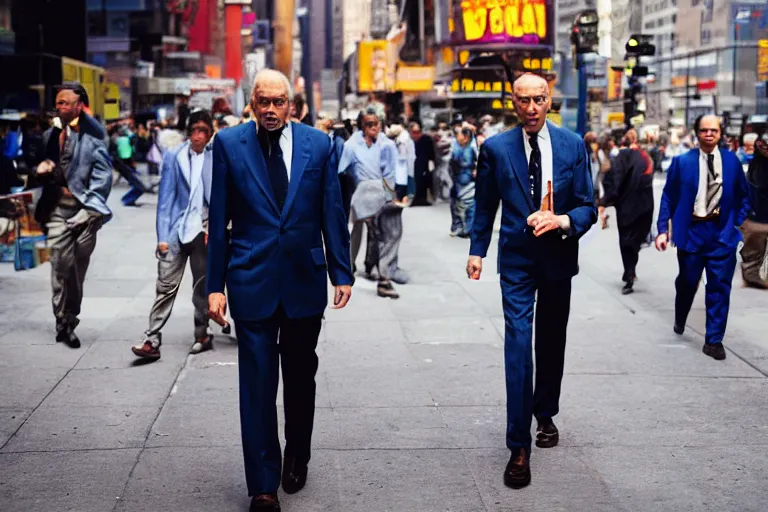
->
[462, 5, 487, 40]
[489, 6, 504, 35]
[505, 4, 523, 38]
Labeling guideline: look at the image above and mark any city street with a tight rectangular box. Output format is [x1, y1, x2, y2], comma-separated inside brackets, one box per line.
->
[2, 180, 768, 512]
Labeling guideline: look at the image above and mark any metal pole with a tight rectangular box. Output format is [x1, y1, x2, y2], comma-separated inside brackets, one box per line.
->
[577, 53, 587, 136]
[299, 10, 315, 123]
[325, 0, 333, 69]
[733, 23, 738, 100]
[684, 54, 690, 129]
[419, 0, 426, 64]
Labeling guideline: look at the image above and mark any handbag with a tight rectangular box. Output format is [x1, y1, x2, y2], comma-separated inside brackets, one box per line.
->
[760, 238, 768, 282]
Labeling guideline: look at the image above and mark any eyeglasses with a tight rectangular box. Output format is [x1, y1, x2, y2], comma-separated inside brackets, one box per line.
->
[515, 95, 548, 106]
[255, 96, 288, 108]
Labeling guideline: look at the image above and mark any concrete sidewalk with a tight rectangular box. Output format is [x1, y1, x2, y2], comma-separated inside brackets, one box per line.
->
[1, 185, 768, 512]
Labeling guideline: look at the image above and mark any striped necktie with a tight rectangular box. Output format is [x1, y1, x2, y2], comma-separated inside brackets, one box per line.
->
[705, 153, 721, 216]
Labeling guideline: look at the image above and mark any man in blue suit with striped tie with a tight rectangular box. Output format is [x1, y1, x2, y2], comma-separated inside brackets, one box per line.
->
[656, 114, 751, 361]
[467, 73, 597, 489]
[206, 69, 353, 512]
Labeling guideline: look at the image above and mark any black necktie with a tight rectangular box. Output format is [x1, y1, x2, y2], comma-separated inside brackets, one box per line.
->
[528, 132, 541, 208]
[707, 153, 716, 180]
[258, 125, 289, 212]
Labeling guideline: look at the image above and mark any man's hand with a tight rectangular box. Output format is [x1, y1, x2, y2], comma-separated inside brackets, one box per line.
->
[526, 210, 567, 237]
[467, 256, 482, 280]
[655, 233, 669, 252]
[36, 159, 55, 175]
[157, 242, 169, 255]
[332, 285, 352, 309]
[208, 293, 228, 326]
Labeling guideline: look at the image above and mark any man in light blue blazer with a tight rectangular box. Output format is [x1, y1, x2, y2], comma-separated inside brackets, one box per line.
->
[131, 110, 215, 361]
[656, 114, 751, 361]
[30, 82, 112, 349]
[206, 70, 353, 512]
[467, 73, 596, 489]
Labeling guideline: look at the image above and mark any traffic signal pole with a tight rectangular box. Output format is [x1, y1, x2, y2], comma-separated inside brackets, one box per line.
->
[577, 54, 588, 136]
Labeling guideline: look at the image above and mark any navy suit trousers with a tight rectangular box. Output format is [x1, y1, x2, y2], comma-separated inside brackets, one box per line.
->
[500, 272, 571, 454]
[675, 220, 737, 345]
[235, 304, 322, 495]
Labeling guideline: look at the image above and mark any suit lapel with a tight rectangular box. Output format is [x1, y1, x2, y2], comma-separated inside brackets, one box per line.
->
[241, 122, 279, 215]
[175, 142, 192, 190]
[504, 128, 536, 212]
[282, 122, 310, 218]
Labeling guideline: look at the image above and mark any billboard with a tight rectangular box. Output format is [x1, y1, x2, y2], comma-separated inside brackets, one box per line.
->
[450, 0, 554, 48]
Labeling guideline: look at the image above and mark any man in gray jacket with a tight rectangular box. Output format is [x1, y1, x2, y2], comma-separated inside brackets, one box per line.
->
[30, 82, 112, 348]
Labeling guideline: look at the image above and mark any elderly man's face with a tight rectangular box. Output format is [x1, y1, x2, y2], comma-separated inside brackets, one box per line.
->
[513, 75, 551, 134]
[55, 90, 83, 125]
[252, 80, 290, 131]
[696, 116, 721, 153]
[362, 115, 380, 142]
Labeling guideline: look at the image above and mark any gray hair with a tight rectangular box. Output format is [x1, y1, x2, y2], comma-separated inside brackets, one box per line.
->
[251, 69, 294, 101]
[744, 132, 758, 144]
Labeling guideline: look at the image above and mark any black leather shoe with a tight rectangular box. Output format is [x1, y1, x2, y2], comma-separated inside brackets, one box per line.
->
[703, 343, 726, 361]
[250, 493, 280, 511]
[504, 448, 531, 489]
[621, 281, 634, 295]
[56, 330, 81, 349]
[535, 419, 559, 448]
[281, 455, 308, 494]
[673, 323, 685, 335]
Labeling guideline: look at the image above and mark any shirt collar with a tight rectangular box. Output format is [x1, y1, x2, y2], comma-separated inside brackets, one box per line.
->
[525, 121, 550, 143]
[699, 147, 719, 159]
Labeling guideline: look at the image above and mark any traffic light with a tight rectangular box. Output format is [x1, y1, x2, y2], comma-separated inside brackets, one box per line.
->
[625, 34, 656, 57]
[624, 76, 645, 127]
[571, 10, 599, 55]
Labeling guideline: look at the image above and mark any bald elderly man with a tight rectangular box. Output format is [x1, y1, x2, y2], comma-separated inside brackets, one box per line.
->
[207, 69, 353, 511]
[656, 114, 751, 361]
[467, 73, 597, 488]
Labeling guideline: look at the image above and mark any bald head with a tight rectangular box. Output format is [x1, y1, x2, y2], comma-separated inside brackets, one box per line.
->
[695, 114, 721, 154]
[250, 69, 293, 131]
[512, 73, 551, 134]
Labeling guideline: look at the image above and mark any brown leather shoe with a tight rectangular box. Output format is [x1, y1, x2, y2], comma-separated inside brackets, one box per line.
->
[281, 455, 308, 494]
[250, 493, 280, 511]
[503, 448, 531, 489]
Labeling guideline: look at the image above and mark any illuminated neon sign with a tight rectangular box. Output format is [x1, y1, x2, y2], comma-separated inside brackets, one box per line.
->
[452, 0, 554, 47]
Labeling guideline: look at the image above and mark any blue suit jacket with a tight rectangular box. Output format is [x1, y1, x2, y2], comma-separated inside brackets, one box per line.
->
[156, 141, 212, 254]
[470, 122, 597, 281]
[657, 148, 751, 252]
[206, 121, 353, 321]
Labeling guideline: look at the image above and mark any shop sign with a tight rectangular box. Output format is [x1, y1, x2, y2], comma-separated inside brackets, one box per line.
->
[451, 0, 554, 48]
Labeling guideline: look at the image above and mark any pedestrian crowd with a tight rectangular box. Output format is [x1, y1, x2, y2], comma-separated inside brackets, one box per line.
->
[1, 70, 768, 512]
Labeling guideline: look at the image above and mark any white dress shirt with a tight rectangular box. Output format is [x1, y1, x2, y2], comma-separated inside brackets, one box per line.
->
[695, 147, 722, 217]
[521, 122, 572, 233]
[522, 121, 553, 206]
[256, 121, 293, 181]
[178, 148, 207, 244]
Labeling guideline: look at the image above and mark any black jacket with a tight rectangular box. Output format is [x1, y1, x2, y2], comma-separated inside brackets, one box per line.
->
[601, 147, 655, 227]
[747, 151, 768, 223]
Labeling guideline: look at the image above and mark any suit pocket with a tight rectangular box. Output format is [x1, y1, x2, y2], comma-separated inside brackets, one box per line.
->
[310, 246, 327, 269]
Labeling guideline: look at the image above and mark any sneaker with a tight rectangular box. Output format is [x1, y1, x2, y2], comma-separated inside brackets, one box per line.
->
[702, 342, 726, 361]
[190, 335, 213, 355]
[132, 340, 161, 361]
[377, 282, 400, 299]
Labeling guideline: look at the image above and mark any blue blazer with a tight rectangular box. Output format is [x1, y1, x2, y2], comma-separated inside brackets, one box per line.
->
[470, 122, 597, 281]
[657, 149, 751, 252]
[206, 121, 353, 321]
[156, 141, 212, 254]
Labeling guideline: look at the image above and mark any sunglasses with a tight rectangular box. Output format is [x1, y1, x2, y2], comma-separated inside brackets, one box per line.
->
[516, 96, 548, 106]
[364, 121, 380, 128]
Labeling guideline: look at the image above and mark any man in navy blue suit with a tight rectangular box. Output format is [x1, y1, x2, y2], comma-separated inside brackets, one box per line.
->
[206, 69, 353, 512]
[467, 73, 596, 489]
[656, 114, 751, 361]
